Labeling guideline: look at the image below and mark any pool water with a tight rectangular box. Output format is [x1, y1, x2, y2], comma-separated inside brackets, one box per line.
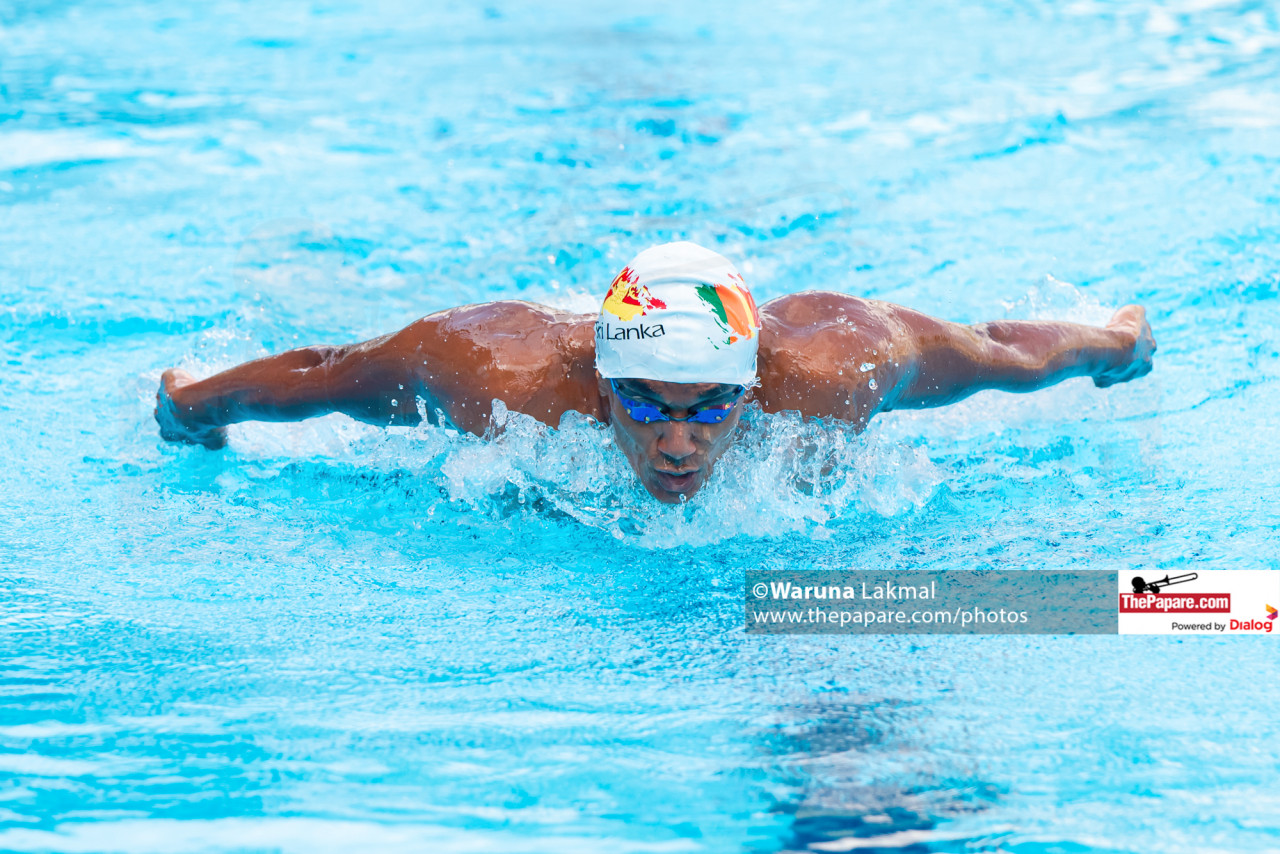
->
[3, 0, 1279, 851]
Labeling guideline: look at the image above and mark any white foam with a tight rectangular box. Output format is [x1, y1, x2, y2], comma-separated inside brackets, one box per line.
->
[0, 130, 151, 171]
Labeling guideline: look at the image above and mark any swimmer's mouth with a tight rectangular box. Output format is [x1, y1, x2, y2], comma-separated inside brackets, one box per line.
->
[653, 468, 700, 493]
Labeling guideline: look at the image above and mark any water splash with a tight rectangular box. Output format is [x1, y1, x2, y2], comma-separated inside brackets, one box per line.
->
[224, 398, 942, 548]
[1001, 274, 1112, 325]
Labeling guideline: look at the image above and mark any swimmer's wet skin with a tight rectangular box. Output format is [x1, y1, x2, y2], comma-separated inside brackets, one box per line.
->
[156, 241, 1157, 503]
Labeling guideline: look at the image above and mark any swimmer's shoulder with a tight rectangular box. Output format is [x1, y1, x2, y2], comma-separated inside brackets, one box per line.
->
[755, 291, 906, 426]
[387, 300, 602, 427]
[758, 291, 901, 354]
[391, 300, 594, 360]
[414, 299, 591, 338]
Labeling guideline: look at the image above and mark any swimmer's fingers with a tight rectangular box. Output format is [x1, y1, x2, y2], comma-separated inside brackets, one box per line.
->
[1094, 305, 1156, 387]
[159, 367, 196, 394]
[155, 369, 227, 449]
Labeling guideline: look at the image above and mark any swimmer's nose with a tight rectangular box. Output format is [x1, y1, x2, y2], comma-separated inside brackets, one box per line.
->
[656, 420, 698, 462]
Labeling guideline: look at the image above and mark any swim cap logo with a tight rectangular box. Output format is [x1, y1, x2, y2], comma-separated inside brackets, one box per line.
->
[1267, 604, 1277, 621]
[695, 274, 760, 346]
[602, 266, 668, 322]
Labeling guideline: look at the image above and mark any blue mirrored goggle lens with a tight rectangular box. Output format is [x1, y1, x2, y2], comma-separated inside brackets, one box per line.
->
[620, 400, 666, 423]
[685, 404, 736, 424]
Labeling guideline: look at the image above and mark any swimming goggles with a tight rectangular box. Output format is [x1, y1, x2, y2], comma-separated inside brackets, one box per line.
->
[610, 379, 745, 425]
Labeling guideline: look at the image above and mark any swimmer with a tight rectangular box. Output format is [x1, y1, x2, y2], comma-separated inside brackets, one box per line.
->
[155, 242, 1156, 503]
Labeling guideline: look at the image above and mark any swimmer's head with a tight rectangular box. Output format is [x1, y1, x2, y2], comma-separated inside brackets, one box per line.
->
[594, 241, 761, 387]
[594, 242, 761, 502]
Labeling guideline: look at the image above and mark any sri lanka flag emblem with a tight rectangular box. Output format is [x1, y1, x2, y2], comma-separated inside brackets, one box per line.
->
[695, 274, 761, 346]
[602, 266, 668, 322]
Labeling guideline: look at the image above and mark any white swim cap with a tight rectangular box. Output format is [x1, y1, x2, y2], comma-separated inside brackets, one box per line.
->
[594, 242, 762, 386]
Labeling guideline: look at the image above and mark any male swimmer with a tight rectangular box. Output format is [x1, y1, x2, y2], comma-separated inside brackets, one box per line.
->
[156, 242, 1156, 503]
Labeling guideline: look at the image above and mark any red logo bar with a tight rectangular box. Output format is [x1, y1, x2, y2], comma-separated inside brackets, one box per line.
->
[1118, 593, 1231, 613]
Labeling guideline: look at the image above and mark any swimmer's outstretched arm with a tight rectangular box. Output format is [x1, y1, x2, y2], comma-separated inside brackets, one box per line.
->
[154, 301, 592, 447]
[880, 304, 1156, 411]
[155, 329, 426, 449]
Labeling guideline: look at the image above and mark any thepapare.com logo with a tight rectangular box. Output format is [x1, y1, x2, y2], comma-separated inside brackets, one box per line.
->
[1119, 573, 1230, 615]
[1119, 574, 1275, 633]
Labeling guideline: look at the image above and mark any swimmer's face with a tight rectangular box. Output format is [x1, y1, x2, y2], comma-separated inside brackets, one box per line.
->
[600, 377, 748, 504]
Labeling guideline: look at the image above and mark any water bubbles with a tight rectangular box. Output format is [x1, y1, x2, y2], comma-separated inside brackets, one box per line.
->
[868, 379, 878, 390]
[860, 362, 875, 372]
[390, 398, 399, 406]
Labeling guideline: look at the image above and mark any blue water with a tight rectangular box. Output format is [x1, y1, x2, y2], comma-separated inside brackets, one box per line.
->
[3, 0, 1279, 851]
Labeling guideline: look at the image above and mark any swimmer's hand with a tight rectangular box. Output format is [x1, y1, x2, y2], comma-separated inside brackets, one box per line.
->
[155, 368, 228, 449]
[1093, 305, 1156, 388]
